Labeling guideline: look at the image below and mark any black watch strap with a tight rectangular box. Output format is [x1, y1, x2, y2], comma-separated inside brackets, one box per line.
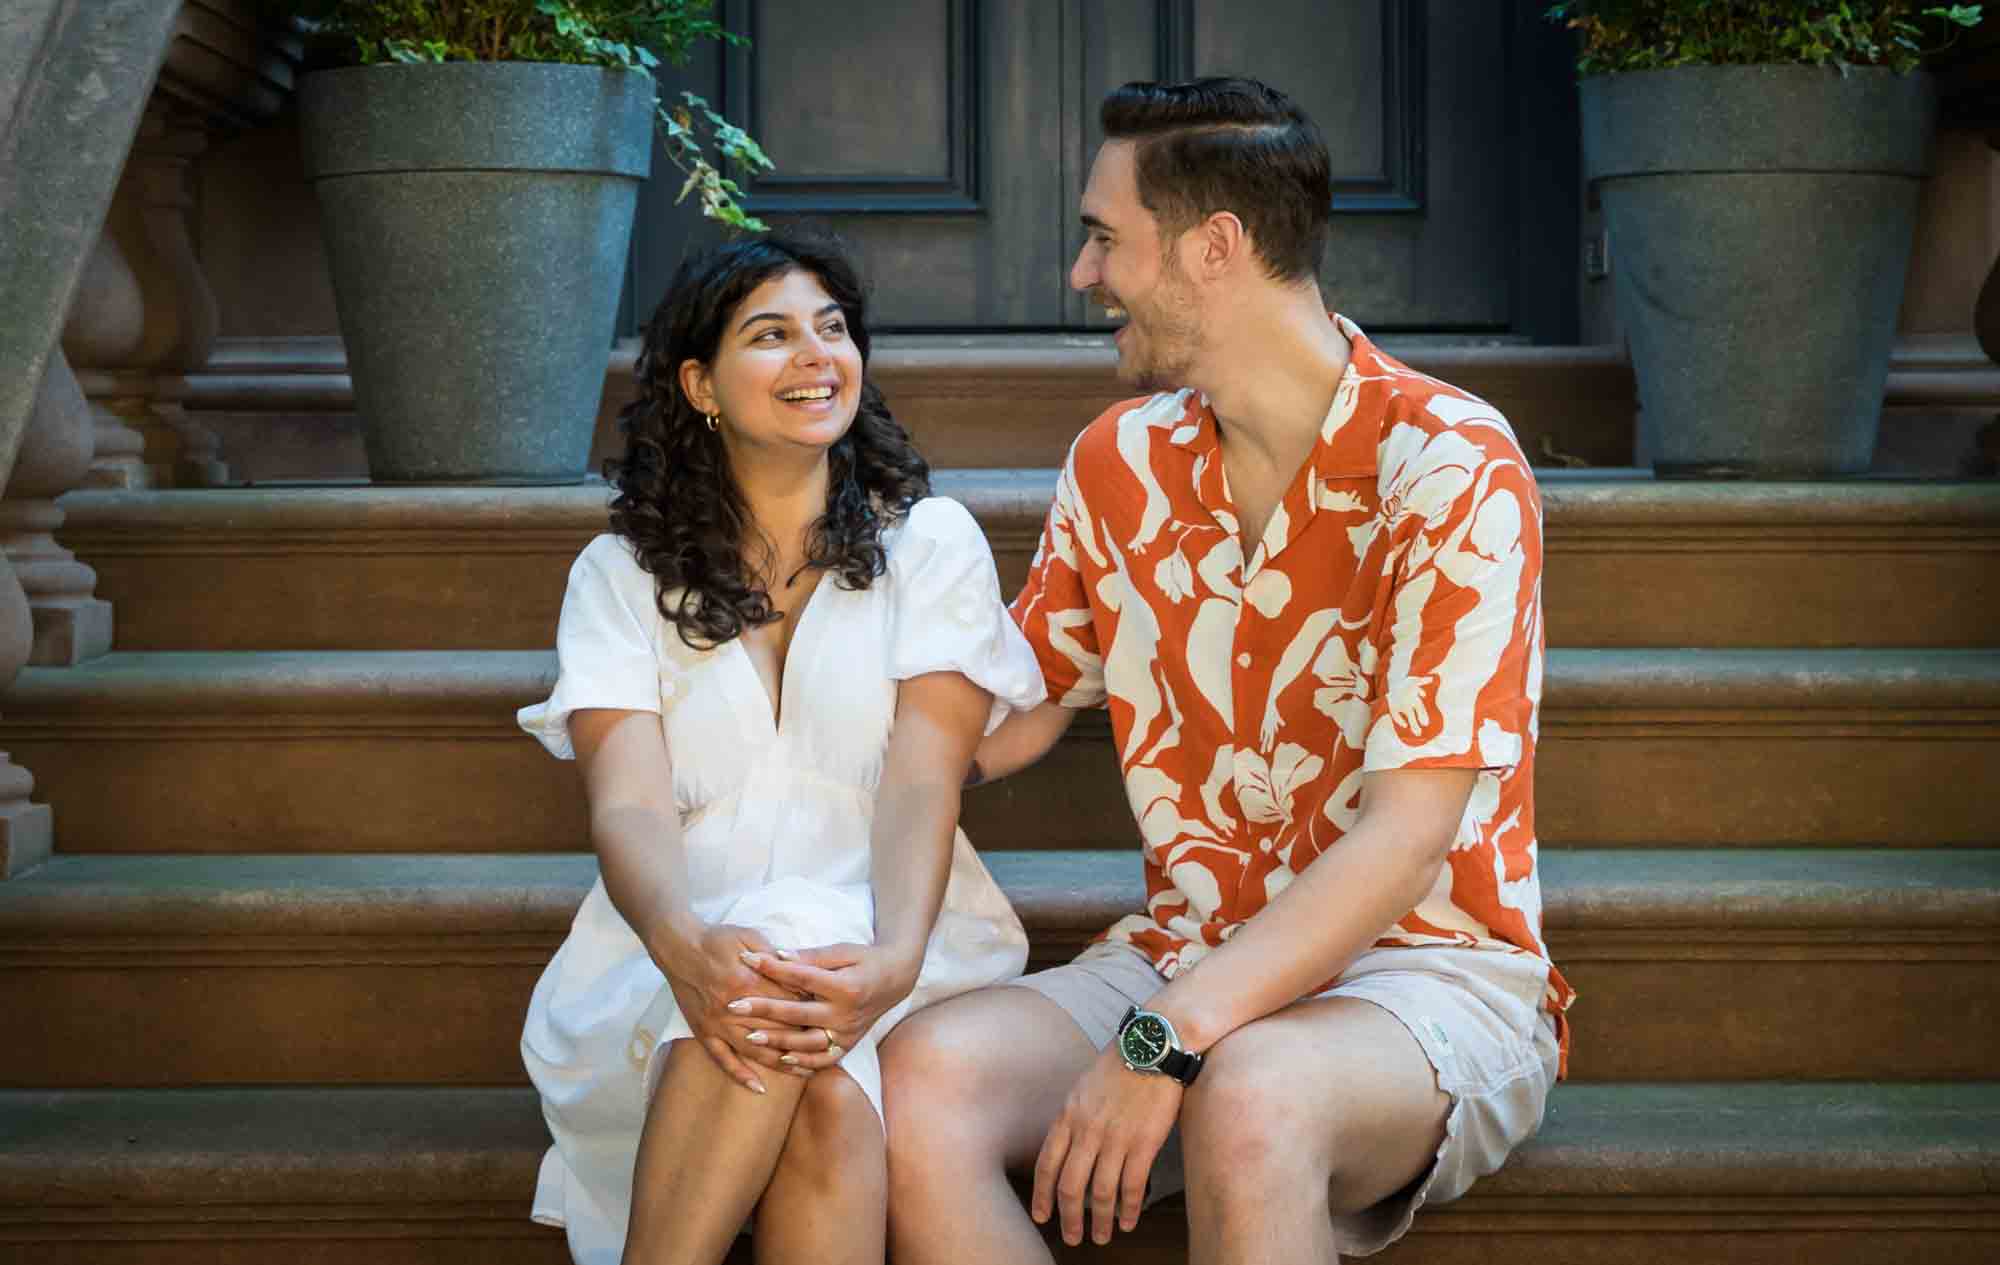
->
[1159, 1045, 1204, 1086]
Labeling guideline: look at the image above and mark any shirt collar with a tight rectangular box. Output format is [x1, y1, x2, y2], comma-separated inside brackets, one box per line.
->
[1316, 314, 1383, 480]
[1165, 314, 1382, 482]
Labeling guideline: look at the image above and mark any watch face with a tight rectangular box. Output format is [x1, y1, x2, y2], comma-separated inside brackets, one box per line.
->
[1119, 1012, 1170, 1069]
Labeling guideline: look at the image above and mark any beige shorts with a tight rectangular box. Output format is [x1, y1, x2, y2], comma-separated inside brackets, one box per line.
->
[1009, 939, 1560, 1257]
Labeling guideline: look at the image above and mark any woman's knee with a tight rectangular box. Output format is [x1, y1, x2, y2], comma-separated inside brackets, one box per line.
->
[766, 1069, 881, 1197]
[791, 1069, 878, 1152]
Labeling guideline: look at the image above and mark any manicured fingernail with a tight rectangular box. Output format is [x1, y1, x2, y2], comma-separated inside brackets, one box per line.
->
[749, 1080, 766, 1095]
[789, 1066, 813, 1078]
[774, 948, 797, 960]
[739, 950, 760, 966]
[727, 999, 750, 1013]
[780, 1054, 798, 1065]
[746, 1031, 768, 1045]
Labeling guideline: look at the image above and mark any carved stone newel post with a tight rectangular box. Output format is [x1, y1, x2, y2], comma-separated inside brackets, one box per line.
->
[68, 102, 228, 488]
[0, 358, 116, 665]
[0, 556, 53, 878]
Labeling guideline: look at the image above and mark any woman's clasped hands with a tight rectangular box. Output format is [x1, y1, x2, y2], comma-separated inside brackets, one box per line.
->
[730, 941, 920, 1079]
[661, 923, 805, 1095]
[665, 925, 919, 1096]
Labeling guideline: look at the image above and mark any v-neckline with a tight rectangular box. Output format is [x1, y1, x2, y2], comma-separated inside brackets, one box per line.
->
[1210, 356, 1361, 581]
[732, 570, 831, 735]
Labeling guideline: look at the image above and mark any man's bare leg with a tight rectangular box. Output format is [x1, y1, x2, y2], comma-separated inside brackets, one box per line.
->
[1179, 996, 1449, 1265]
[622, 1039, 807, 1265]
[753, 1067, 885, 1265]
[881, 987, 1100, 1265]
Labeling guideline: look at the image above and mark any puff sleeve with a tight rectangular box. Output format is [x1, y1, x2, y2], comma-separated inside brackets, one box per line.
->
[887, 497, 1047, 733]
[518, 534, 667, 760]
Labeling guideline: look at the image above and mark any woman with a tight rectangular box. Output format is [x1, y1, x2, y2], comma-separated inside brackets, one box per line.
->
[517, 235, 1043, 1265]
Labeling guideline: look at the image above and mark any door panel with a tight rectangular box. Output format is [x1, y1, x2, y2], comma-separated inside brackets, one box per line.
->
[720, 0, 1066, 326]
[630, 0, 1573, 337]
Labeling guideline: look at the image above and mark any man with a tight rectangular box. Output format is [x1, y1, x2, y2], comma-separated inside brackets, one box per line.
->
[880, 77, 1572, 1264]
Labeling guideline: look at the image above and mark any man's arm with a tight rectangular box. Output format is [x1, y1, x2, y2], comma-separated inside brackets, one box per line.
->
[966, 698, 1077, 785]
[1147, 765, 1475, 1051]
[1029, 766, 1475, 1243]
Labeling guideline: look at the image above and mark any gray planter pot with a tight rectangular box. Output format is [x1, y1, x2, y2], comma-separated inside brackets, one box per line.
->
[300, 63, 653, 483]
[1582, 65, 1935, 478]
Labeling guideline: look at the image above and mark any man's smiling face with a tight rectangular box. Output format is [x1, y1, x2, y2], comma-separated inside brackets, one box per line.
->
[1070, 140, 1203, 391]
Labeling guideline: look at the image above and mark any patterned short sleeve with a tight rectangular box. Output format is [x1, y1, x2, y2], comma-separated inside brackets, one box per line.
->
[1008, 440, 1108, 708]
[888, 497, 1048, 734]
[518, 534, 669, 760]
[1363, 437, 1542, 774]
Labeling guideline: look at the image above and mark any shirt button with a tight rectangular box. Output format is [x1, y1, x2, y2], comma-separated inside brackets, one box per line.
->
[1236, 653, 1252, 669]
[630, 1028, 656, 1063]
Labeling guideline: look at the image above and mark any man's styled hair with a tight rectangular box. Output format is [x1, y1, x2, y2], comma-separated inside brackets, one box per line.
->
[1100, 77, 1331, 284]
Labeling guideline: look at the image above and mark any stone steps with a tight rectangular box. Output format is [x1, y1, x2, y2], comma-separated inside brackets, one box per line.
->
[1, 648, 1994, 853]
[56, 474, 2000, 651]
[184, 332, 2000, 482]
[3, 1082, 1995, 1265]
[186, 335, 1648, 479]
[0, 849, 1992, 1088]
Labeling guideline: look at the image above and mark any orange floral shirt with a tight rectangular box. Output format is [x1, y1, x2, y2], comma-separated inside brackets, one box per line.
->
[1011, 316, 1572, 1062]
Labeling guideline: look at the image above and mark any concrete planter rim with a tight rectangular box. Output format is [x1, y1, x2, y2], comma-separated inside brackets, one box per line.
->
[299, 60, 657, 181]
[297, 60, 655, 483]
[1578, 61, 1935, 478]
[1580, 61, 1936, 180]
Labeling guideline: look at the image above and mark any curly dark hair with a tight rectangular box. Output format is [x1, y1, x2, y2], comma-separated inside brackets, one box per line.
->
[607, 234, 931, 649]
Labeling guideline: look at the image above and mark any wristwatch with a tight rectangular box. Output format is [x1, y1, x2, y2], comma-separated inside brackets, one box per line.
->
[1116, 1006, 1204, 1086]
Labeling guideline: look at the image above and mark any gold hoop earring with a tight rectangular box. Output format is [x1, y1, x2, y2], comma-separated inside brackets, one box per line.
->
[704, 412, 719, 433]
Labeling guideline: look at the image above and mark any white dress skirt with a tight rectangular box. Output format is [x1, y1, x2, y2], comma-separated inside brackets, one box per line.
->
[516, 497, 1046, 1265]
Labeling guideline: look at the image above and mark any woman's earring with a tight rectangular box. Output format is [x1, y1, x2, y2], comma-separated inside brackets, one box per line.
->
[704, 411, 719, 433]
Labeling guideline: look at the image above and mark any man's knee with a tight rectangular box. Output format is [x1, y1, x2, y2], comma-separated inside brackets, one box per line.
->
[881, 1008, 1000, 1160]
[882, 988, 1093, 1177]
[1181, 1036, 1334, 1198]
[882, 1008, 984, 1121]
[1182, 1006, 1449, 1216]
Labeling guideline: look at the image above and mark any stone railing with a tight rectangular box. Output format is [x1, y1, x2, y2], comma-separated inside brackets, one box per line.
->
[0, 1, 299, 875]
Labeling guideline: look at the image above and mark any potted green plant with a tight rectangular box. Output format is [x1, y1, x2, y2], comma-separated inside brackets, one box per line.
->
[279, 1, 770, 483]
[1551, 2, 1982, 477]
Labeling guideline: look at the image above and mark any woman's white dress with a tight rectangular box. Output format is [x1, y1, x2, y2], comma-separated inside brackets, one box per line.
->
[516, 497, 1045, 1264]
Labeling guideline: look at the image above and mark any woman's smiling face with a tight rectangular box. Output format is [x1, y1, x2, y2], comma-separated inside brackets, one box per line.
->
[680, 268, 864, 454]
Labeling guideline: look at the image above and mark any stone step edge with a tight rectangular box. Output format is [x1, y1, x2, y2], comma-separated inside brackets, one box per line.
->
[56, 472, 2000, 541]
[7, 648, 1998, 717]
[2, 849, 1993, 941]
[182, 331, 1999, 409]
[2, 1083, 1995, 1211]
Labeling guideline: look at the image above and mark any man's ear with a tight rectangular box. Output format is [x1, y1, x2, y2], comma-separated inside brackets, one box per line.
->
[1194, 210, 1249, 280]
[678, 359, 714, 417]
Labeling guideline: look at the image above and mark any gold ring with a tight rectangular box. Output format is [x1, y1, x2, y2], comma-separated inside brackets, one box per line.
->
[822, 1027, 838, 1050]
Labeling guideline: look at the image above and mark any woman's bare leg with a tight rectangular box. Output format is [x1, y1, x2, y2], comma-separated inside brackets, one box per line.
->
[751, 1066, 885, 1265]
[623, 1038, 809, 1265]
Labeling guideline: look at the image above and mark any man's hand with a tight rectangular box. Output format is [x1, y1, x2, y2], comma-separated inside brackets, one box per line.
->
[1032, 1045, 1184, 1246]
[733, 942, 921, 1071]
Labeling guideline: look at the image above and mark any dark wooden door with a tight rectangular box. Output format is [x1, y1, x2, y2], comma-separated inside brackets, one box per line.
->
[632, 1, 1577, 338]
